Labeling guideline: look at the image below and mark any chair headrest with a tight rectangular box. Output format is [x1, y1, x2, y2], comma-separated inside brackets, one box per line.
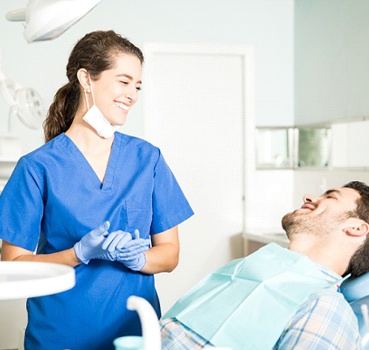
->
[340, 272, 369, 303]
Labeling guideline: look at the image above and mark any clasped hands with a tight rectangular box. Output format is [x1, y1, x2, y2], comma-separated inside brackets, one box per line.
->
[74, 221, 150, 271]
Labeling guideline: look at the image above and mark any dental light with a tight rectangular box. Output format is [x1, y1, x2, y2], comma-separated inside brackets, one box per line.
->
[6, 0, 102, 43]
[0, 50, 44, 132]
[1, 80, 43, 133]
[0, 51, 44, 172]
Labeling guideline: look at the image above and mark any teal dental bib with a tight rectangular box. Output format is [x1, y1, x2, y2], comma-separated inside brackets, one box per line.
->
[164, 243, 341, 349]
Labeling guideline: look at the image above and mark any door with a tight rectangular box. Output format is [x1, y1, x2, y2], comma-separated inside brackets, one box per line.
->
[143, 43, 255, 312]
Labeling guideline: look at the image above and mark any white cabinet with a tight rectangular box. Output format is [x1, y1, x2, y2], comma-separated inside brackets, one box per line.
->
[0, 253, 26, 350]
[0, 299, 26, 350]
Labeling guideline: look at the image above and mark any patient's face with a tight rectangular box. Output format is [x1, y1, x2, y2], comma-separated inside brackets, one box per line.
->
[282, 187, 360, 237]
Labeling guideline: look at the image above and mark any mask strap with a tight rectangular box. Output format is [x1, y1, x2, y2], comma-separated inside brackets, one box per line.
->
[84, 74, 96, 110]
[84, 89, 90, 110]
[88, 74, 97, 106]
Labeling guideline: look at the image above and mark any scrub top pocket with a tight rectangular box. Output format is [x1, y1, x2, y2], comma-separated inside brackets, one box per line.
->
[124, 197, 153, 238]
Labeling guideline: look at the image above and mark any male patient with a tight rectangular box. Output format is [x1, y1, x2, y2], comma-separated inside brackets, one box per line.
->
[160, 181, 369, 349]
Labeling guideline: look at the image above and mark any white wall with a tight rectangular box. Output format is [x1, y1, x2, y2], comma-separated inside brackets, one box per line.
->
[295, 0, 369, 125]
[247, 169, 294, 232]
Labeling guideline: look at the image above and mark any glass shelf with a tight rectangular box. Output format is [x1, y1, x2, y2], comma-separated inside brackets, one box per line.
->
[256, 119, 369, 169]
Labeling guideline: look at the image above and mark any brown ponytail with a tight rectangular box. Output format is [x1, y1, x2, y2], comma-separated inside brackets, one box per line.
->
[44, 82, 80, 142]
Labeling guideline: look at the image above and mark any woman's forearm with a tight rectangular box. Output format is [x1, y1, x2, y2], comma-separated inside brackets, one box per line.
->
[1, 241, 81, 267]
[141, 242, 179, 274]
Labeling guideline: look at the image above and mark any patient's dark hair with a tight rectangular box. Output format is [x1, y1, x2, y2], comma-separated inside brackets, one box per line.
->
[343, 181, 369, 277]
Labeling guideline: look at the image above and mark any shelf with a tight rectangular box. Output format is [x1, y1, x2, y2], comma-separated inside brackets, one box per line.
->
[0, 261, 75, 300]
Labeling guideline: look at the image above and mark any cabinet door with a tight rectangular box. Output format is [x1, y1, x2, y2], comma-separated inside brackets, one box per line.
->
[143, 44, 255, 312]
[0, 299, 26, 350]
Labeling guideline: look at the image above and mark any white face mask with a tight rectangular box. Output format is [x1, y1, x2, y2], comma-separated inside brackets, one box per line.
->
[82, 75, 119, 139]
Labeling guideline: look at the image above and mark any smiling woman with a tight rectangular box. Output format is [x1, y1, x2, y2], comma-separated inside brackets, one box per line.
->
[0, 30, 194, 350]
[79, 52, 142, 138]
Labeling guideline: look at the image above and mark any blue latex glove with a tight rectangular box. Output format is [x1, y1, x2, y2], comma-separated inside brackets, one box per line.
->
[102, 229, 148, 256]
[74, 221, 118, 264]
[114, 229, 150, 271]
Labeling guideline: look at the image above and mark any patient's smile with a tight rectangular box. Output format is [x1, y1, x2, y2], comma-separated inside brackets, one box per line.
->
[300, 203, 315, 211]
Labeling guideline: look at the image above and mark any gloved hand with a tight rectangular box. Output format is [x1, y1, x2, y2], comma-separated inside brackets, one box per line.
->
[114, 229, 150, 271]
[74, 221, 118, 264]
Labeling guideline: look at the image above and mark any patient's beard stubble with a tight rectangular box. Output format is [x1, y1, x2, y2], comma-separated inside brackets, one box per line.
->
[281, 211, 302, 239]
[282, 209, 353, 240]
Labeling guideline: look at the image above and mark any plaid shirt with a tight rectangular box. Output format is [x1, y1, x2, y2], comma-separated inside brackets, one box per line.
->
[160, 264, 362, 349]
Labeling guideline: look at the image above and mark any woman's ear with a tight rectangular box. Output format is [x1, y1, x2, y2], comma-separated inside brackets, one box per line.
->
[343, 219, 369, 237]
[77, 68, 90, 92]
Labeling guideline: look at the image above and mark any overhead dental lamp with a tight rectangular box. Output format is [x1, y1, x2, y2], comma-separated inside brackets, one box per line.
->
[6, 0, 102, 43]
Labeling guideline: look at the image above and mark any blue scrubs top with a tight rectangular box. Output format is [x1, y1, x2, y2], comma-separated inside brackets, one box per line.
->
[0, 132, 194, 350]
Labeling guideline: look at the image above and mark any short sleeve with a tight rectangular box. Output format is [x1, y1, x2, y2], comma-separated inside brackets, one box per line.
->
[0, 157, 43, 251]
[150, 150, 194, 234]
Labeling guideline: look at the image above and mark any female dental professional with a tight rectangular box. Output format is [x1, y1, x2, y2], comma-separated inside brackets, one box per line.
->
[0, 30, 194, 350]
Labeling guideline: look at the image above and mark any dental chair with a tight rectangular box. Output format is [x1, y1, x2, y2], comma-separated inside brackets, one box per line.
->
[340, 273, 369, 349]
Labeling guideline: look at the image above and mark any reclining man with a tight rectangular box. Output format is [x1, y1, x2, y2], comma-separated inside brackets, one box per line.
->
[160, 181, 369, 349]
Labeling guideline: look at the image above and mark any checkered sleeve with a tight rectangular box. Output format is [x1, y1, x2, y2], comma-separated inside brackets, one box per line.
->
[160, 318, 215, 349]
[274, 288, 362, 350]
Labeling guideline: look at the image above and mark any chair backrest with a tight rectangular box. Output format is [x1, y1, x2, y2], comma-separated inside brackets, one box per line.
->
[340, 272, 369, 349]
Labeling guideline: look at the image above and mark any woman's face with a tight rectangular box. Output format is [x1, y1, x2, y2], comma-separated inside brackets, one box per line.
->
[90, 52, 142, 126]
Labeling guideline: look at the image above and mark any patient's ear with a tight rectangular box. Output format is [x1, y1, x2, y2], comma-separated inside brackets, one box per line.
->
[343, 219, 369, 237]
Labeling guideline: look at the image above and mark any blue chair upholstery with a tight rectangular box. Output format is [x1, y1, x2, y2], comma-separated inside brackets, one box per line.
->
[341, 273, 369, 349]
